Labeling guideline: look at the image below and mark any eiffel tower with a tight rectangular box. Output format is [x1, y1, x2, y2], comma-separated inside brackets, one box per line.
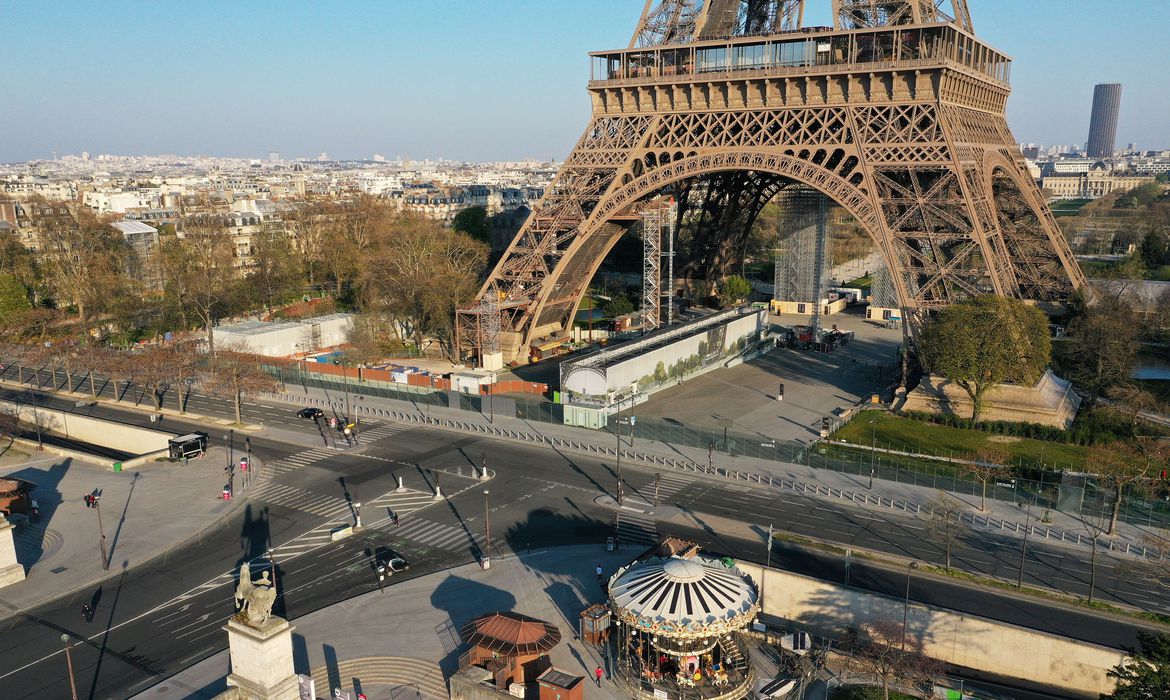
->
[457, 0, 1085, 365]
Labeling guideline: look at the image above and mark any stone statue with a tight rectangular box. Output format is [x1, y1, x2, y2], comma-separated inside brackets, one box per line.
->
[234, 561, 277, 626]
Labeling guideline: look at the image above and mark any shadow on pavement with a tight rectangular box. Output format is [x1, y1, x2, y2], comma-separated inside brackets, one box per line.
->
[429, 574, 517, 677]
[4, 457, 72, 569]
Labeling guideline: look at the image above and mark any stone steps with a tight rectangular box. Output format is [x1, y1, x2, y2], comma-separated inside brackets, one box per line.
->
[309, 655, 447, 699]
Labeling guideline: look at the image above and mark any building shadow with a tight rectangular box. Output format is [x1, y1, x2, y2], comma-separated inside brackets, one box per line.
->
[429, 574, 518, 677]
[4, 457, 72, 569]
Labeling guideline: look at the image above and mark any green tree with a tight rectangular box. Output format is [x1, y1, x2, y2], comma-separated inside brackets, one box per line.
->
[918, 295, 1051, 421]
[1105, 632, 1170, 699]
[0, 274, 30, 325]
[1139, 229, 1168, 267]
[452, 206, 491, 245]
[1065, 289, 1140, 403]
[604, 294, 634, 318]
[719, 275, 752, 306]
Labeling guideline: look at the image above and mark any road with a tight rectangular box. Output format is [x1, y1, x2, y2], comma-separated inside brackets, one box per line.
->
[0, 372, 1162, 697]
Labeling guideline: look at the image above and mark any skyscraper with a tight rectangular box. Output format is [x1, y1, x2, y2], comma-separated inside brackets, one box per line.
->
[1086, 83, 1122, 159]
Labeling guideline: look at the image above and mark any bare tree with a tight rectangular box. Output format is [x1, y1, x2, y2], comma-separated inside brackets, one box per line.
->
[34, 200, 129, 331]
[846, 618, 944, 700]
[100, 350, 137, 403]
[1088, 443, 1151, 536]
[175, 212, 237, 356]
[204, 343, 278, 424]
[1080, 511, 1111, 604]
[964, 446, 1012, 513]
[1106, 383, 1162, 429]
[136, 347, 173, 410]
[927, 490, 964, 571]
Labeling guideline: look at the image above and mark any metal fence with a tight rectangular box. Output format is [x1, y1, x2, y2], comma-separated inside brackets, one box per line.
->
[7, 358, 1170, 531]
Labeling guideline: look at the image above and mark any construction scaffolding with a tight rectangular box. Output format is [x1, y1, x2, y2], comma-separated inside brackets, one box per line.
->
[773, 185, 831, 336]
[640, 199, 678, 331]
[871, 266, 899, 308]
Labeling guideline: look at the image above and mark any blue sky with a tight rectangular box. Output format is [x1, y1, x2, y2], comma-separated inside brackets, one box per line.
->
[3, 0, 1167, 162]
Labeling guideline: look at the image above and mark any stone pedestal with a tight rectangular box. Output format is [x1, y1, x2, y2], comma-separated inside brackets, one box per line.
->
[902, 369, 1081, 429]
[0, 516, 24, 588]
[224, 615, 298, 700]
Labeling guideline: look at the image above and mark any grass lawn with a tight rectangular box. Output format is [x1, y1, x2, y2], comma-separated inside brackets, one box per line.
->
[833, 411, 1090, 471]
[844, 274, 872, 289]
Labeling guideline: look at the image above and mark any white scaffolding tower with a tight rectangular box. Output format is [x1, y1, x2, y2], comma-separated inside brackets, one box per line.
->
[773, 186, 831, 335]
[641, 199, 678, 331]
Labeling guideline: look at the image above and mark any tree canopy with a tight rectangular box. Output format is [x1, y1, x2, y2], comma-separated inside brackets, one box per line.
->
[918, 295, 1051, 421]
[1106, 632, 1170, 699]
[451, 206, 491, 245]
[720, 275, 752, 306]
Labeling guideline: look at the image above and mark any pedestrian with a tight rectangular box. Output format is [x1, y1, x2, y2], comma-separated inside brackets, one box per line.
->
[595, 564, 603, 583]
[594, 666, 603, 687]
[81, 604, 92, 622]
[392, 512, 400, 527]
[30, 499, 39, 523]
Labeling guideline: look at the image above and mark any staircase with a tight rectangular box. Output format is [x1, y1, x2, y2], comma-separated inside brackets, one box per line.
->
[721, 635, 747, 672]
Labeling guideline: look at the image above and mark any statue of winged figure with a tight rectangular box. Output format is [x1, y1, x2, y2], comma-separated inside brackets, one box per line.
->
[234, 561, 277, 625]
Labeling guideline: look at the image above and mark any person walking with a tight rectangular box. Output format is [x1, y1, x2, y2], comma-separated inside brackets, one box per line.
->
[595, 564, 603, 583]
[81, 604, 92, 622]
[594, 666, 603, 687]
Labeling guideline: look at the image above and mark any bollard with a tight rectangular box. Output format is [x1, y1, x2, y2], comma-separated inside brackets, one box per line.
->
[395, 475, 406, 493]
[433, 484, 444, 501]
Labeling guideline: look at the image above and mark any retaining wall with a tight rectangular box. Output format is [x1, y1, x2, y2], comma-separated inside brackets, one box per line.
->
[738, 561, 1123, 698]
[0, 400, 173, 456]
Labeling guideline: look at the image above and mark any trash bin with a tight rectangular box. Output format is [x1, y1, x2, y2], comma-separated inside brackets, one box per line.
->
[480, 556, 491, 570]
[112, 462, 123, 473]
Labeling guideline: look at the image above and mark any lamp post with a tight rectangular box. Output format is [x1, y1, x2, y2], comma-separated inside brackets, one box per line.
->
[615, 417, 625, 506]
[868, 417, 876, 489]
[901, 561, 919, 650]
[1017, 496, 1035, 588]
[61, 634, 78, 700]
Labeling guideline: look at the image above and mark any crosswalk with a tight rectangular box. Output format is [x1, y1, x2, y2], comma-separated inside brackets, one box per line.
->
[651, 472, 692, 503]
[389, 516, 484, 554]
[616, 512, 659, 548]
[262, 448, 335, 479]
[247, 482, 352, 518]
[357, 423, 411, 442]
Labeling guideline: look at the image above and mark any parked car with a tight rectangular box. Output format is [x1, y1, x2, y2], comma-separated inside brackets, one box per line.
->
[297, 407, 324, 420]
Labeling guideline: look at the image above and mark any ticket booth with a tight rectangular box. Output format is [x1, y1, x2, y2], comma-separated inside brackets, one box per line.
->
[579, 604, 611, 645]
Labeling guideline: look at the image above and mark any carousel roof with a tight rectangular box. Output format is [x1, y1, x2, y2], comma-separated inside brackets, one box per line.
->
[460, 611, 562, 656]
[608, 555, 759, 637]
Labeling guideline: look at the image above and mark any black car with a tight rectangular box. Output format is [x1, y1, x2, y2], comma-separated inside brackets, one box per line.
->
[297, 407, 324, 420]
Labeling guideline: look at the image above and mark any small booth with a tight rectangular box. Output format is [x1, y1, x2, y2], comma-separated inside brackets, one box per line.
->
[459, 611, 562, 691]
[169, 433, 208, 461]
[536, 668, 584, 700]
[608, 548, 760, 700]
[579, 603, 612, 645]
[0, 478, 35, 517]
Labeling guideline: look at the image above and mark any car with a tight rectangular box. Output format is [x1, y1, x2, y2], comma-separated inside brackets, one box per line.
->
[375, 555, 409, 581]
[297, 407, 324, 420]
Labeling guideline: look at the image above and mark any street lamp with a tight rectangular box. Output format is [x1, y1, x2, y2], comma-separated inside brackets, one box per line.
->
[901, 560, 919, 650]
[867, 417, 876, 489]
[1017, 496, 1035, 588]
[61, 634, 78, 700]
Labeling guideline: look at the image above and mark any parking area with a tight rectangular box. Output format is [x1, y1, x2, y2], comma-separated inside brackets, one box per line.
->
[633, 308, 902, 444]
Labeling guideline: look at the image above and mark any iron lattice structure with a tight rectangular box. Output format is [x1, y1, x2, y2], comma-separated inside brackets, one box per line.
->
[458, 0, 1085, 363]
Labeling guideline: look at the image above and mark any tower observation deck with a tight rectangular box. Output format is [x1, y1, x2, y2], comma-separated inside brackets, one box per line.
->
[458, 0, 1085, 365]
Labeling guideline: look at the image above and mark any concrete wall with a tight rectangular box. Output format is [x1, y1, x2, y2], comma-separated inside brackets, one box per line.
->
[0, 400, 173, 456]
[902, 369, 1081, 429]
[737, 562, 1122, 698]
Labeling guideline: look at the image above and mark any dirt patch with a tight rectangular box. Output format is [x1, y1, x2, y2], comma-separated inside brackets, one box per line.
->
[987, 436, 1022, 444]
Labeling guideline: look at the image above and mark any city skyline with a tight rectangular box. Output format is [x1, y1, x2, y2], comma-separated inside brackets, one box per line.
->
[4, 0, 1170, 164]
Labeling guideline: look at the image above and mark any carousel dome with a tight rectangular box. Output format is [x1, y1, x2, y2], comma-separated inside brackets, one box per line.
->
[608, 555, 759, 637]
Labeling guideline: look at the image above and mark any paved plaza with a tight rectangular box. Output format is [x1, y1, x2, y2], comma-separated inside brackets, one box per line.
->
[635, 308, 903, 443]
[135, 545, 639, 700]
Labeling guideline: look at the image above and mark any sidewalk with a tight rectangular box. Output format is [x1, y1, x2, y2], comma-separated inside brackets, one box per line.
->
[265, 384, 1164, 561]
[134, 545, 637, 700]
[0, 444, 244, 619]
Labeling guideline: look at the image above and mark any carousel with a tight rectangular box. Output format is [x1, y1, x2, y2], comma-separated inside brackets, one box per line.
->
[607, 548, 760, 700]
